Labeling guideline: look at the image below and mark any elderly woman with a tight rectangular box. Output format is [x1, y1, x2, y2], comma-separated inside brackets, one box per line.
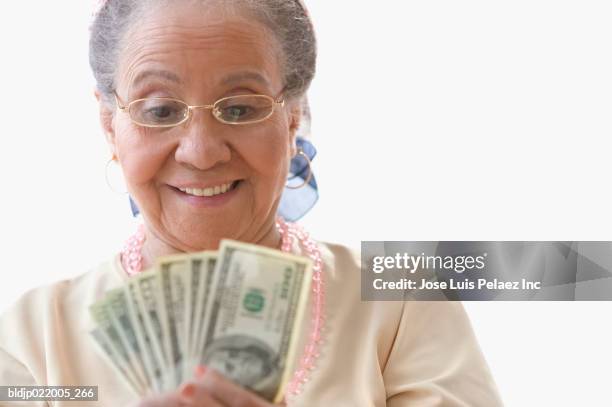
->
[0, 0, 502, 406]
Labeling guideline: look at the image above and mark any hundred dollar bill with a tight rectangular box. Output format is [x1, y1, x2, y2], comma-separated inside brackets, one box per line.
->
[191, 253, 217, 356]
[155, 254, 190, 387]
[89, 305, 145, 394]
[125, 280, 166, 392]
[132, 270, 172, 389]
[90, 328, 142, 395]
[199, 240, 312, 402]
[106, 288, 160, 393]
[184, 252, 217, 376]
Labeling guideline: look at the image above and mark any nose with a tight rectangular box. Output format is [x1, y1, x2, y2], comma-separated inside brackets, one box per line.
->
[174, 108, 231, 171]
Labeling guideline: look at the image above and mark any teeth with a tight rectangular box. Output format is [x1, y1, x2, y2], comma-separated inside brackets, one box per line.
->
[179, 182, 235, 197]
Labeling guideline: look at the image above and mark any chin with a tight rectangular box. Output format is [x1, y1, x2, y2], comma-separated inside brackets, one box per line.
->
[174, 218, 239, 250]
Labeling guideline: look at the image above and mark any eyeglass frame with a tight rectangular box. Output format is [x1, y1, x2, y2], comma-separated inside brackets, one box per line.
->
[112, 89, 286, 128]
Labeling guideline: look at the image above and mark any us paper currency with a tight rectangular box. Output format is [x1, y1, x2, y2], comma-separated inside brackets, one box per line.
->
[90, 241, 312, 400]
[198, 240, 312, 402]
[186, 253, 217, 375]
[89, 306, 145, 394]
[125, 280, 166, 392]
[105, 288, 151, 391]
[90, 328, 142, 394]
[155, 255, 189, 387]
[131, 271, 170, 386]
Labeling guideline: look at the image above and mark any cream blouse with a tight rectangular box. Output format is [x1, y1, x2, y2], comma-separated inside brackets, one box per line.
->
[0, 241, 503, 406]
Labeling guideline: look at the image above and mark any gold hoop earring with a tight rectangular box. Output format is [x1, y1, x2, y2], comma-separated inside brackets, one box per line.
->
[105, 155, 128, 194]
[286, 149, 313, 190]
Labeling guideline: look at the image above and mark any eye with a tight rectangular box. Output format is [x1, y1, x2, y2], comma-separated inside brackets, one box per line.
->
[214, 95, 274, 124]
[147, 105, 174, 119]
[222, 104, 255, 121]
[132, 99, 187, 125]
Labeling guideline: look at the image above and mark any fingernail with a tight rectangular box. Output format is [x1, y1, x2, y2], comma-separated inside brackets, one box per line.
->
[194, 364, 207, 378]
[180, 383, 196, 401]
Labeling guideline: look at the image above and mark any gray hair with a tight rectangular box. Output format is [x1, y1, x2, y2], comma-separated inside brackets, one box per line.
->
[89, 0, 317, 136]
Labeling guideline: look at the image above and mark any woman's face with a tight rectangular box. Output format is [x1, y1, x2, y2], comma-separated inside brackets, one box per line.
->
[100, 5, 300, 250]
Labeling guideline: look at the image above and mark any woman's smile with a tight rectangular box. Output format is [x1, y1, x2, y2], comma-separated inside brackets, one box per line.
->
[168, 179, 243, 209]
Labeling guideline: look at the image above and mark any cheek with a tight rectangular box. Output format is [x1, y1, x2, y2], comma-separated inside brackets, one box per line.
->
[238, 123, 290, 186]
[116, 126, 169, 186]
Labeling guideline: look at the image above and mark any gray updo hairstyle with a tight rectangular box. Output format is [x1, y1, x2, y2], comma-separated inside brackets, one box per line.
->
[89, 0, 316, 135]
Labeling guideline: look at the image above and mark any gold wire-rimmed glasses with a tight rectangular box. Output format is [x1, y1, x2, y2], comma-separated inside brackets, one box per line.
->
[113, 90, 285, 128]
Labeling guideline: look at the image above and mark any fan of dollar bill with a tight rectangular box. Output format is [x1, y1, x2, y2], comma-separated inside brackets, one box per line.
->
[89, 239, 313, 403]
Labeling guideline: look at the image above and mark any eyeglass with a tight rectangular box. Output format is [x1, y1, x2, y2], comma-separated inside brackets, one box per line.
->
[113, 90, 285, 128]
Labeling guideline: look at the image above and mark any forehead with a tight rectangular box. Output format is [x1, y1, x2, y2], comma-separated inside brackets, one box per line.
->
[116, 5, 283, 92]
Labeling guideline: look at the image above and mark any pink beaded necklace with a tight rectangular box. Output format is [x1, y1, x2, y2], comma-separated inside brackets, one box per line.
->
[120, 217, 325, 398]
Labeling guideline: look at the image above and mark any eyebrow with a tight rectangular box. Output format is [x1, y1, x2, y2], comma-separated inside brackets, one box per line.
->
[131, 69, 183, 88]
[221, 71, 270, 87]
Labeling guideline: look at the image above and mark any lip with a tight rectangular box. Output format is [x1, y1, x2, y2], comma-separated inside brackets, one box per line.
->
[168, 180, 242, 208]
[172, 180, 240, 190]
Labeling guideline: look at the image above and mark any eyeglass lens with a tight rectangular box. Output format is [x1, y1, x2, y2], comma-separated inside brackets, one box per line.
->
[129, 95, 275, 126]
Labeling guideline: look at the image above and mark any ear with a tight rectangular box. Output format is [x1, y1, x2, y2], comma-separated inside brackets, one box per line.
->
[95, 89, 118, 158]
[287, 100, 302, 157]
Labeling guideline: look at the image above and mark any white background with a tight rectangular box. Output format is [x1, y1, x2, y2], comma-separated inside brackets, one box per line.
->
[1, 1, 611, 405]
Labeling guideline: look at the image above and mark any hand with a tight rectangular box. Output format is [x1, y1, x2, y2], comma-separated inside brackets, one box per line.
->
[132, 365, 285, 407]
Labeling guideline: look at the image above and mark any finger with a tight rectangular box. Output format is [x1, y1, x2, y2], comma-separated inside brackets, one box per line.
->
[179, 381, 224, 407]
